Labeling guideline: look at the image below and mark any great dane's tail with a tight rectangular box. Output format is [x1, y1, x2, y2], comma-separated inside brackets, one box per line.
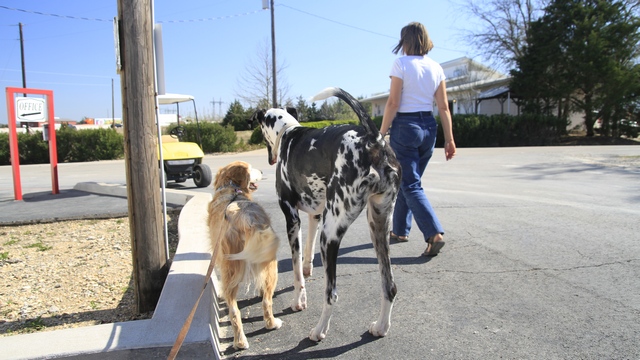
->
[311, 87, 380, 141]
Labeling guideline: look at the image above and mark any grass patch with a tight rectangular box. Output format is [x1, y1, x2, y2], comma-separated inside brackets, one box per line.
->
[0, 251, 9, 260]
[4, 237, 20, 246]
[25, 241, 53, 252]
[25, 317, 46, 331]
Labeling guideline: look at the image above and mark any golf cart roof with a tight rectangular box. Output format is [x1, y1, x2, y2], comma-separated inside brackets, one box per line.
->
[157, 93, 194, 105]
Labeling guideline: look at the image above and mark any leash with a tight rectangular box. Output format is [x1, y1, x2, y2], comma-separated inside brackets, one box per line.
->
[167, 222, 224, 360]
[168, 184, 249, 359]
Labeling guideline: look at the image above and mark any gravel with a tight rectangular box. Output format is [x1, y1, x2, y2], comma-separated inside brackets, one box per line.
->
[0, 210, 180, 337]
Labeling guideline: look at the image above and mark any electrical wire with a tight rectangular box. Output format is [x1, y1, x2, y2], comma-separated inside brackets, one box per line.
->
[0, 5, 264, 23]
[1, 3, 468, 54]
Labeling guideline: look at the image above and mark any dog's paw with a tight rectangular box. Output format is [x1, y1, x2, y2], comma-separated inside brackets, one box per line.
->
[369, 321, 390, 337]
[266, 317, 283, 330]
[291, 301, 307, 312]
[309, 325, 328, 342]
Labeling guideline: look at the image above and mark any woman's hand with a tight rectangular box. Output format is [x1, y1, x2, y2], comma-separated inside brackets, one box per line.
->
[445, 140, 456, 161]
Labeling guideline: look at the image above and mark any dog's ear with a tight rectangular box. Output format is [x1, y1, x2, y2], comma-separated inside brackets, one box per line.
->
[248, 109, 266, 129]
[285, 107, 298, 120]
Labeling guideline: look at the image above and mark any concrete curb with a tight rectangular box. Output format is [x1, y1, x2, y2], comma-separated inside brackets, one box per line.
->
[0, 184, 224, 360]
[73, 182, 194, 206]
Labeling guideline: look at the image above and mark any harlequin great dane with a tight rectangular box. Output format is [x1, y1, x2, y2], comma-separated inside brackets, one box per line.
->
[249, 87, 401, 341]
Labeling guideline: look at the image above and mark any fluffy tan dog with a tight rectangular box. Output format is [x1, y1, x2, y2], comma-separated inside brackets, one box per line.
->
[207, 161, 282, 350]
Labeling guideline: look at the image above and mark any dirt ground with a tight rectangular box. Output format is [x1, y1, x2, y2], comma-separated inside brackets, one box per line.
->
[0, 210, 180, 337]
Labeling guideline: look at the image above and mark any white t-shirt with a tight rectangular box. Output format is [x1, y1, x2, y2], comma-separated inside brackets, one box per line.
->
[390, 55, 445, 113]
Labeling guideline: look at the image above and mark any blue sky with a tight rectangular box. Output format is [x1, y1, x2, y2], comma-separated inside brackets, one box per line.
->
[0, 0, 480, 123]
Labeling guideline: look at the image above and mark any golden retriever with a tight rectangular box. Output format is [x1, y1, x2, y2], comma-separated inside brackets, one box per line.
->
[207, 161, 282, 350]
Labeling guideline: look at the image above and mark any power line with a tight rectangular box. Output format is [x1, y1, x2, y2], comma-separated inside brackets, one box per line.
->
[277, 4, 468, 55]
[0, 79, 110, 86]
[160, 9, 265, 23]
[0, 5, 264, 23]
[0, 68, 113, 78]
[0, 4, 468, 55]
[0, 5, 112, 22]
[278, 4, 397, 40]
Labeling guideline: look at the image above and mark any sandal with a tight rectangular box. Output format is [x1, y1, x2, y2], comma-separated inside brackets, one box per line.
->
[390, 232, 409, 243]
[423, 234, 445, 256]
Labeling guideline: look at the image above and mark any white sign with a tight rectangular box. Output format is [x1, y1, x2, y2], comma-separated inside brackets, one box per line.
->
[16, 97, 46, 122]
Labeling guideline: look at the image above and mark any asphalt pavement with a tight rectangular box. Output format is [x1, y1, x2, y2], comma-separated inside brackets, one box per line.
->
[1, 146, 639, 359]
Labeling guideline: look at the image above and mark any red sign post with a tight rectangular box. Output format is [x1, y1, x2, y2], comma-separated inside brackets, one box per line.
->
[5, 87, 59, 200]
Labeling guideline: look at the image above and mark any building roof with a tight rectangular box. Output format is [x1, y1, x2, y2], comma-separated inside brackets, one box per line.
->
[478, 86, 511, 100]
[360, 57, 510, 103]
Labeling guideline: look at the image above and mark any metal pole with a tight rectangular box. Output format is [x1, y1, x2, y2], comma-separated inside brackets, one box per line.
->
[19, 23, 26, 96]
[111, 78, 115, 128]
[270, 0, 277, 108]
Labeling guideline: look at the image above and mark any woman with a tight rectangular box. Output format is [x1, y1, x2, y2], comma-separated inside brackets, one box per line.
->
[379, 22, 456, 256]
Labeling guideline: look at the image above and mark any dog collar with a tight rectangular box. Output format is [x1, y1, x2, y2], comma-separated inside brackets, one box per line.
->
[224, 187, 245, 221]
[272, 123, 298, 163]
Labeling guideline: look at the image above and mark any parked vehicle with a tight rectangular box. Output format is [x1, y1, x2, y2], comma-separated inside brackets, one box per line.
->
[157, 94, 212, 188]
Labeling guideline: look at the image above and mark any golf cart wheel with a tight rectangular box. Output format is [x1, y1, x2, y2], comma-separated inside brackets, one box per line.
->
[193, 164, 212, 188]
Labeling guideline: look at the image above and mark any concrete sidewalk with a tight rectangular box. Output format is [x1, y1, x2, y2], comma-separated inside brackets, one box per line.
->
[1, 146, 639, 359]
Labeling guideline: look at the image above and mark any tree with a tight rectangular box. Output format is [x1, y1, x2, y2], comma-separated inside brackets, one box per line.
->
[459, 0, 549, 70]
[295, 96, 309, 122]
[306, 102, 320, 121]
[235, 39, 291, 108]
[510, 7, 574, 120]
[319, 101, 337, 120]
[511, 0, 640, 136]
[222, 100, 252, 131]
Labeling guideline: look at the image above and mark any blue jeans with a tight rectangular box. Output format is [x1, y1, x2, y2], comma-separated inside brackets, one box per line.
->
[389, 112, 444, 242]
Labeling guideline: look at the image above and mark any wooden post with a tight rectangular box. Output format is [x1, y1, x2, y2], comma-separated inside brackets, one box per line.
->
[270, 0, 277, 108]
[117, 0, 168, 313]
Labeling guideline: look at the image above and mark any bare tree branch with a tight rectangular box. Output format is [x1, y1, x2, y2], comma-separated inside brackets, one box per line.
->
[235, 39, 290, 108]
[458, 0, 548, 71]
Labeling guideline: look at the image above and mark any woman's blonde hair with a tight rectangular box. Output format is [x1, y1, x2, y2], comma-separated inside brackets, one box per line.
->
[392, 22, 434, 56]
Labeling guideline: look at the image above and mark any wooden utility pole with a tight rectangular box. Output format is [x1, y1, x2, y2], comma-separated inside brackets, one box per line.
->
[116, 0, 168, 313]
[269, 0, 277, 108]
[19, 23, 26, 92]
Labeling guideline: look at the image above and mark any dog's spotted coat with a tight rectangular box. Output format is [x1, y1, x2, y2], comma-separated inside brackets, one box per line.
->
[250, 87, 401, 341]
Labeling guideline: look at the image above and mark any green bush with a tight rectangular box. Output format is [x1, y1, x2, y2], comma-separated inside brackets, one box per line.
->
[0, 133, 9, 165]
[18, 132, 50, 164]
[170, 122, 238, 153]
[303, 119, 358, 129]
[249, 127, 263, 145]
[245, 114, 565, 148]
[435, 113, 567, 147]
[0, 130, 51, 165]
[0, 126, 124, 165]
[65, 127, 124, 162]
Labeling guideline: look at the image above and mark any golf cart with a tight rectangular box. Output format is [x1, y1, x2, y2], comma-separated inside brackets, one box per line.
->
[157, 93, 212, 188]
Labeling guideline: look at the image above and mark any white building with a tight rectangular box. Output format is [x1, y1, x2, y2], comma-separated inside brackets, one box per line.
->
[362, 57, 583, 130]
[363, 57, 518, 118]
